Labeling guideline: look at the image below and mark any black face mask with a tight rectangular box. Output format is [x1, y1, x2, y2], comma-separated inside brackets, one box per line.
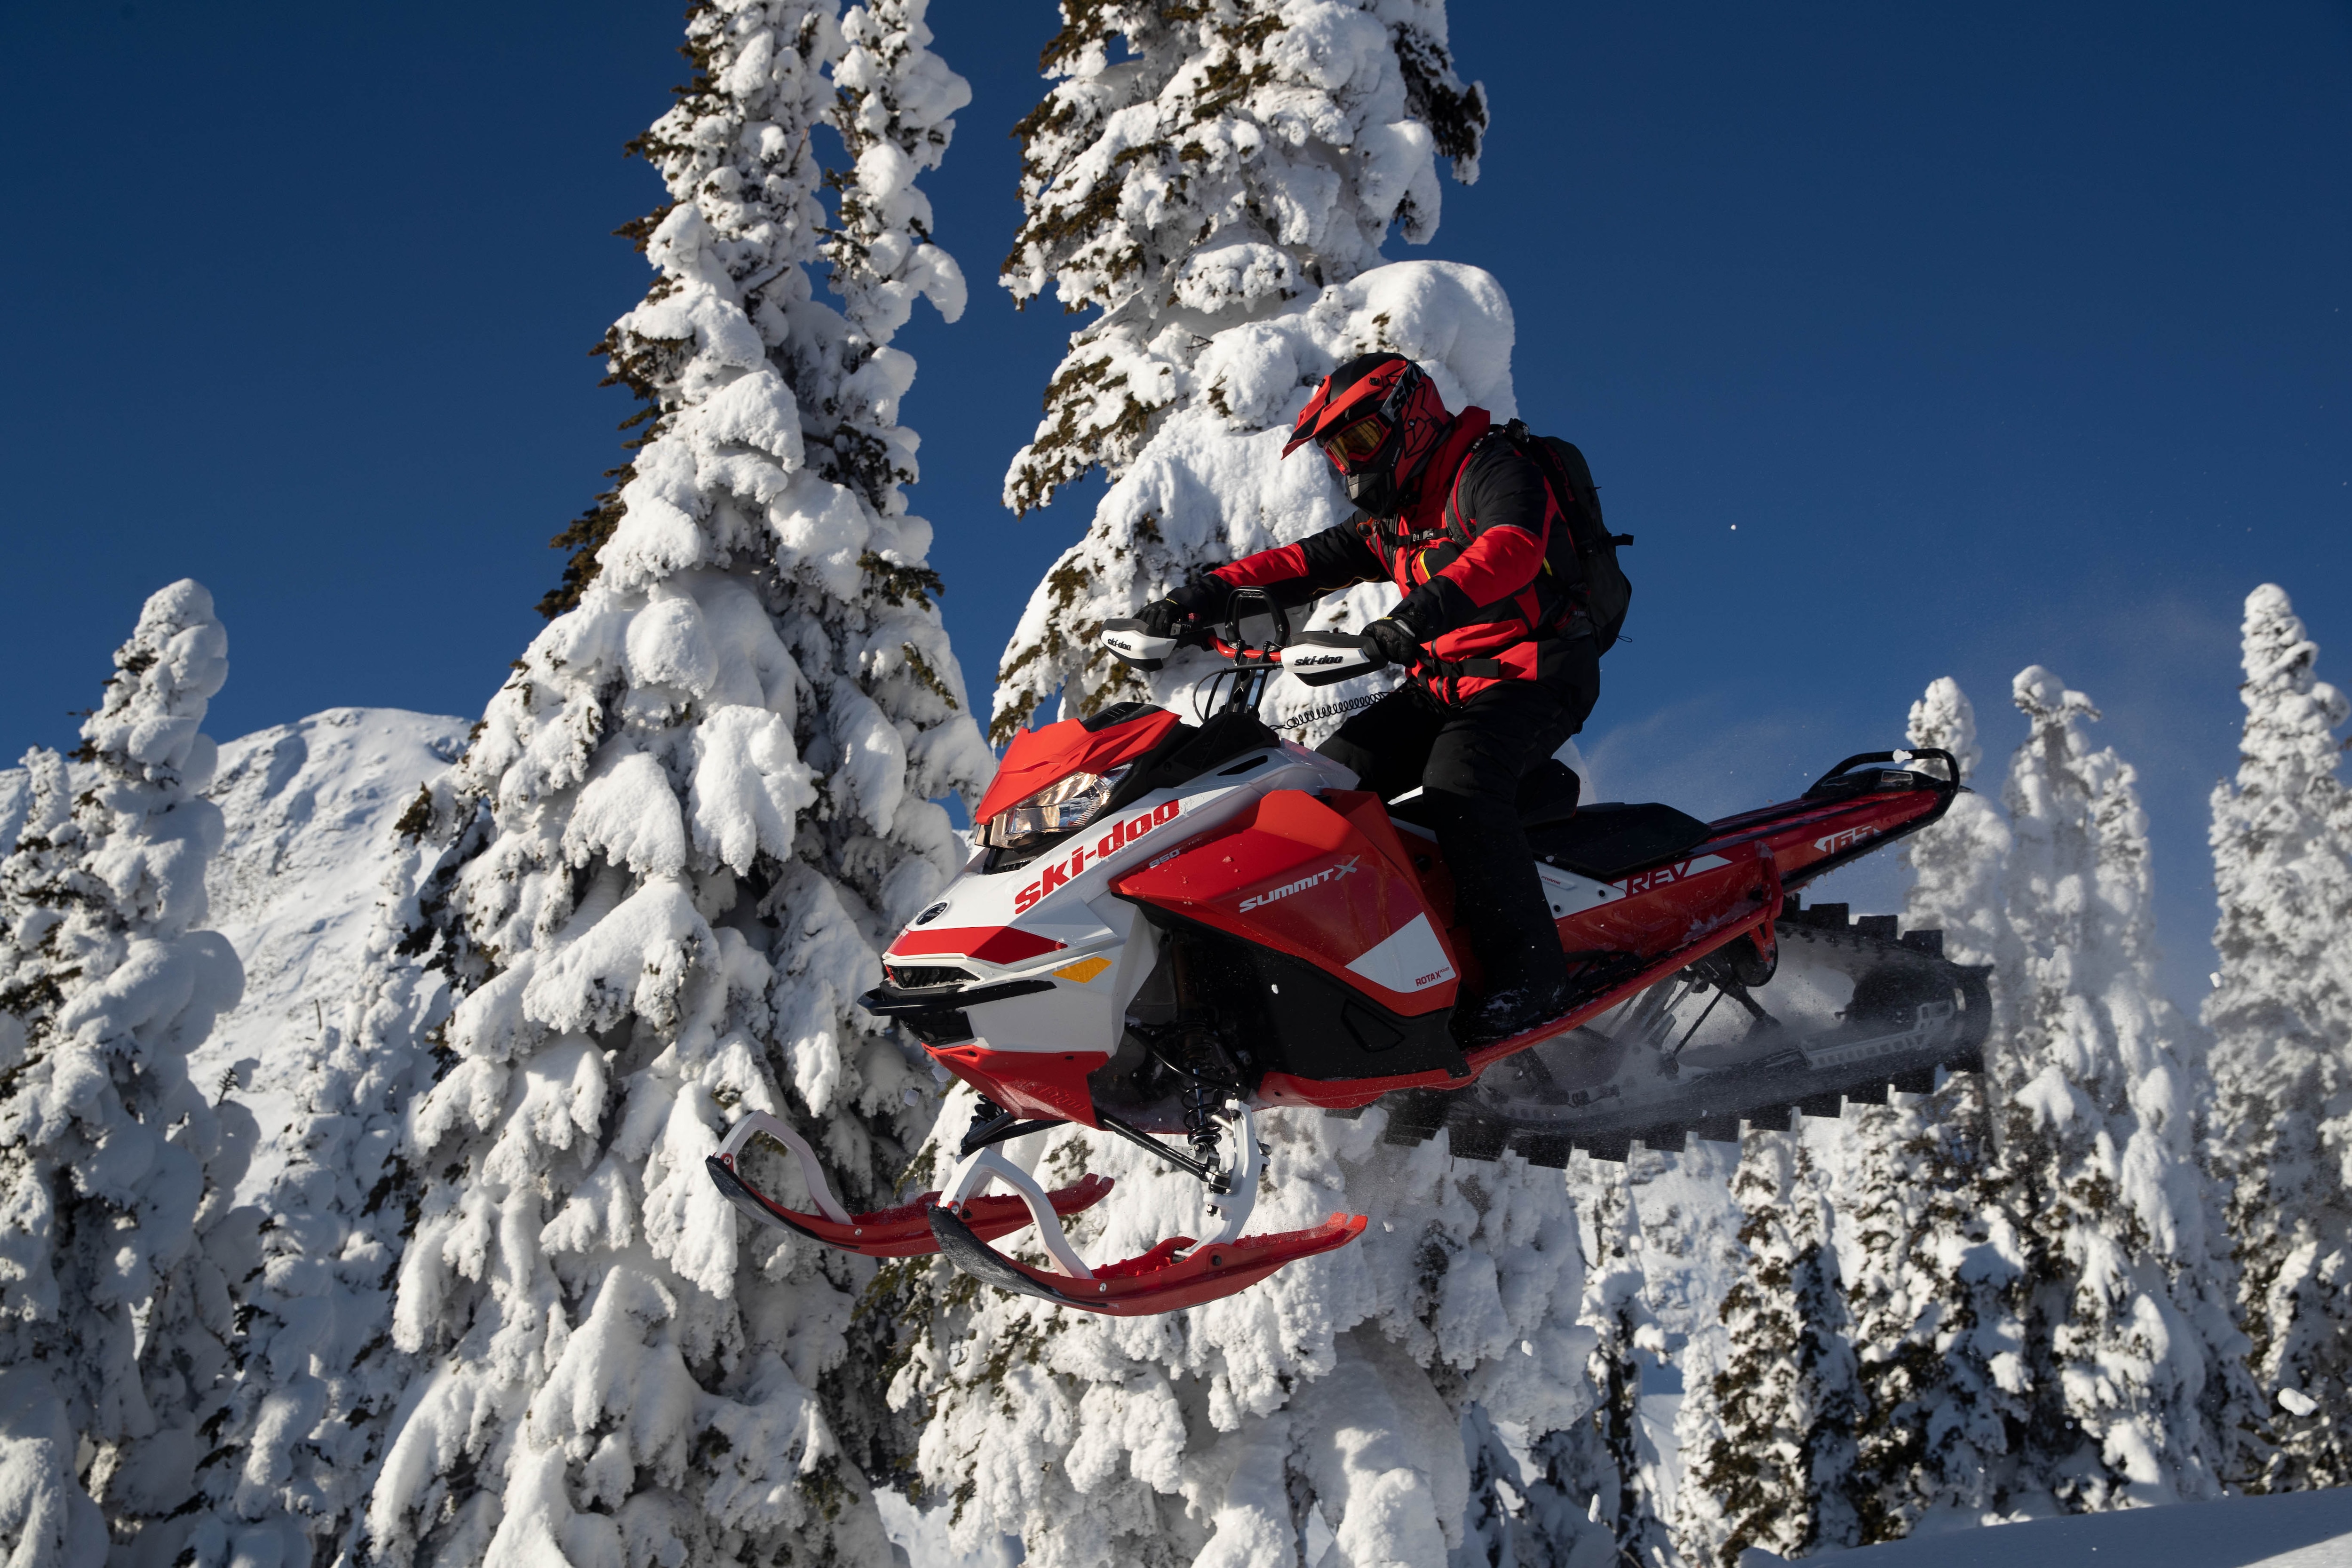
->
[1341, 462, 1401, 517]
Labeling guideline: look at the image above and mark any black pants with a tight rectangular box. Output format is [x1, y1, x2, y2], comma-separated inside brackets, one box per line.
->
[1318, 647, 1599, 998]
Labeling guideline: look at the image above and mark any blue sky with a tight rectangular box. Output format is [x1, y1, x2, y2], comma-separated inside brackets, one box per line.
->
[1, 2, 2345, 1001]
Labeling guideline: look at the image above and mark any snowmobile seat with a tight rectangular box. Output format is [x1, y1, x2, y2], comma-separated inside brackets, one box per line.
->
[1527, 802, 1714, 881]
[1385, 759, 1584, 832]
[1514, 759, 1583, 828]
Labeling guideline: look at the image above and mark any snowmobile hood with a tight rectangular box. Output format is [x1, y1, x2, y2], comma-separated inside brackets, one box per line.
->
[973, 707, 1183, 823]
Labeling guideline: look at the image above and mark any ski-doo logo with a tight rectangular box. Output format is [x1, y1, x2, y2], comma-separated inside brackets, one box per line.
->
[1814, 825, 1878, 855]
[1293, 654, 1348, 668]
[1013, 799, 1181, 913]
[1239, 856, 1360, 912]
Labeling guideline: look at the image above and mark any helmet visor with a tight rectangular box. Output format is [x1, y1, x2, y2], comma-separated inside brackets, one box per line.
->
[1321, 412, 1390, 471]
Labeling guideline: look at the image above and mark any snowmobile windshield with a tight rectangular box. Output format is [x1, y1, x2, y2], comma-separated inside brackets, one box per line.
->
[976, 765, 1132, 852]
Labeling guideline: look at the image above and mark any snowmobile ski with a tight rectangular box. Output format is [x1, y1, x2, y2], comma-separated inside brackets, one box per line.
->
[706, 1109, 1112, 1259]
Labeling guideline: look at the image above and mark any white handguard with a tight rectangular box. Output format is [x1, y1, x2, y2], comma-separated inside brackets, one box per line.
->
[1280, 630, 1379, 688]
[1101, 617, 1180, 672]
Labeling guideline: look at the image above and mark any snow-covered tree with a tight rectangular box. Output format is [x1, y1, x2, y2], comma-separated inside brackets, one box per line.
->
[885, 11, 1605, 1563]
[2206, 583, 2352, 1490]
[1517, 1172, 1672, 1566]
[1990, 665, 2228, 1510]
[890, 1086, 1593, 1568]
[1838, 1078, 2030, 1538]
[1903, 678, 2017, 980]
[163, 800, 469, 1566]
[1803, 678, 2032, 1540]
[1674, 1132, 1862, 1566]
[355, 4, 989, 1561]
[0, 581, 250, 1564]
[990, 0, 1488, 741]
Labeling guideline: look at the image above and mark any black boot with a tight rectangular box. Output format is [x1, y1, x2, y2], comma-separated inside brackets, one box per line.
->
[1425, 789, 1573, 1047]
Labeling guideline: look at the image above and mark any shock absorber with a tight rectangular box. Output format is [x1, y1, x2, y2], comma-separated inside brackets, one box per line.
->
[1169, 936, 1232, 1192]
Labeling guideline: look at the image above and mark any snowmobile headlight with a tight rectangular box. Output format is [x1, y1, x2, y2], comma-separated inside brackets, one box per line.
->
[978, 765, 1133, 850]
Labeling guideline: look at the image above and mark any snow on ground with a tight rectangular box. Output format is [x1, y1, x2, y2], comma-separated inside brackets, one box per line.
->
[192, 706, 466, 1200]
[1780, 1486, 2352, 1566]
[881, 1482, 2352, 1567]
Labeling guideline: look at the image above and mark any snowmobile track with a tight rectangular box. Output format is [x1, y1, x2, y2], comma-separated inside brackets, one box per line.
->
[1339, 903, 1991, 1164]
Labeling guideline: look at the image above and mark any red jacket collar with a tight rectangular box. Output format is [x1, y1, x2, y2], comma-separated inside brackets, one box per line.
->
[1396, 407, 1492, 534]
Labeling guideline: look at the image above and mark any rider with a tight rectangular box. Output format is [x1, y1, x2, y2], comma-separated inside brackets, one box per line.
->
[1135, 352, 1601, 1045]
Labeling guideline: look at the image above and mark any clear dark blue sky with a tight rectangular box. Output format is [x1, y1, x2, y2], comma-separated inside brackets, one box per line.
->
[2, 3, 2345, 995]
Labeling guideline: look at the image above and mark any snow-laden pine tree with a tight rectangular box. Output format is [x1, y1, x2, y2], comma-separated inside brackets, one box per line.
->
[1991, 665, 2229, 1509]
[2206, 583, 2352, 1490]
[892, 1081, 1594, 1568]
[1903, 678, 2017, 979]
[354, 5, 989, 1562]
[161, 782, 472, 1566]
[989, 0, 1488, 742]
[1837, 1079, 2030, 1537]
[0, 581, 250, 1564]
[1673, 1132, 1862, 1566]
[888, 10, 1601, 1566]
[1819, 678, 2033, 1539]
[1514, 1172, 1673, 1566]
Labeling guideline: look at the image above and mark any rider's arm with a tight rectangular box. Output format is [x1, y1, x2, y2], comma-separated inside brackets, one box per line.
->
[1184, 518, 1385, 612]
[1389, 450, 1557, 640]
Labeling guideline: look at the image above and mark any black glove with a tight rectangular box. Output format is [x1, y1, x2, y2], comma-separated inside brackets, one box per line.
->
[1361, 617, 1422, 670]
[1136, 597, 1188, 639]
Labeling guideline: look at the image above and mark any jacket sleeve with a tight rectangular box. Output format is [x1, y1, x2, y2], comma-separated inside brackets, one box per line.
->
[1390, 447, 1555, 640]
[1179, 518, 1385, 613]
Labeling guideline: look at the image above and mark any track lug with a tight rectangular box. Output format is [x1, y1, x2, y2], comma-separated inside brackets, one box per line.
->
[1581, 1132, 1632, 1162]
[1692, 1114, 1741, 1145]
[1796, 1090, 1843, 1119]
[1846, 1081, 1889, 1106]
[1746, 1104, 1793, 1132]
[1891, 1065, 1936, 1095]
[1637, 1122, 1689, 1154]
[1512, 1131, 1573, 1168]
[1380, 1090, 1450, 1146]
[1448, 1120, 1508, 1161]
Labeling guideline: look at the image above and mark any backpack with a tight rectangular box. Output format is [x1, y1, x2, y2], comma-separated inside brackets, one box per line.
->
[1499, 419, 1634, 654]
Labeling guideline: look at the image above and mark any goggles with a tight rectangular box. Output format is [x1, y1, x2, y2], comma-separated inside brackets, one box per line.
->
[1319, 412, 1390, 471]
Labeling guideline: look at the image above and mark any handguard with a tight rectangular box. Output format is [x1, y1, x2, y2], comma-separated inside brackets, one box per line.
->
[1100, 617, 1182, 672]
[1278, 630, 1379, 688]
[706, 1110, 1112, 1260]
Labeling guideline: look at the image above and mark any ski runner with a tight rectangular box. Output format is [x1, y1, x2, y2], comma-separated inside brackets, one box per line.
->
[1136, 352, 1601, 1045]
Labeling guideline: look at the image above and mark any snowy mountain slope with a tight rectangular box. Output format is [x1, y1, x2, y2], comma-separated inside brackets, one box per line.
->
[189, 706, 466, 1199]
[1794, 1484, 2352, 1566]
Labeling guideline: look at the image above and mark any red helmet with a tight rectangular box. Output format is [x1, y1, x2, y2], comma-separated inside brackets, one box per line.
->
[1282, 352, 1453, 516]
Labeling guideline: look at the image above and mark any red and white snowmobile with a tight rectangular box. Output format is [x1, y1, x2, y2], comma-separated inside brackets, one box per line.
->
[707, 592, 1988, 1315]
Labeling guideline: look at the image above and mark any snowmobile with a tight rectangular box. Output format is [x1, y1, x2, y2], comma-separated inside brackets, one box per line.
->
[706, 590, 1989, 1315]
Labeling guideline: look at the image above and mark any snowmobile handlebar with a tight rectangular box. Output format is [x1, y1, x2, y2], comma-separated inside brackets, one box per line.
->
[1100, 587, 1377, 687]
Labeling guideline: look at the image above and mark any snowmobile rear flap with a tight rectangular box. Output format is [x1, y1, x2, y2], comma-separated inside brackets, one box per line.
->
[1529, 803, 1713, 880]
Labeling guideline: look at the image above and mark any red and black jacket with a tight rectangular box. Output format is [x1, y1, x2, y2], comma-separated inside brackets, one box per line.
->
[1192, 409, 1590, 702]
